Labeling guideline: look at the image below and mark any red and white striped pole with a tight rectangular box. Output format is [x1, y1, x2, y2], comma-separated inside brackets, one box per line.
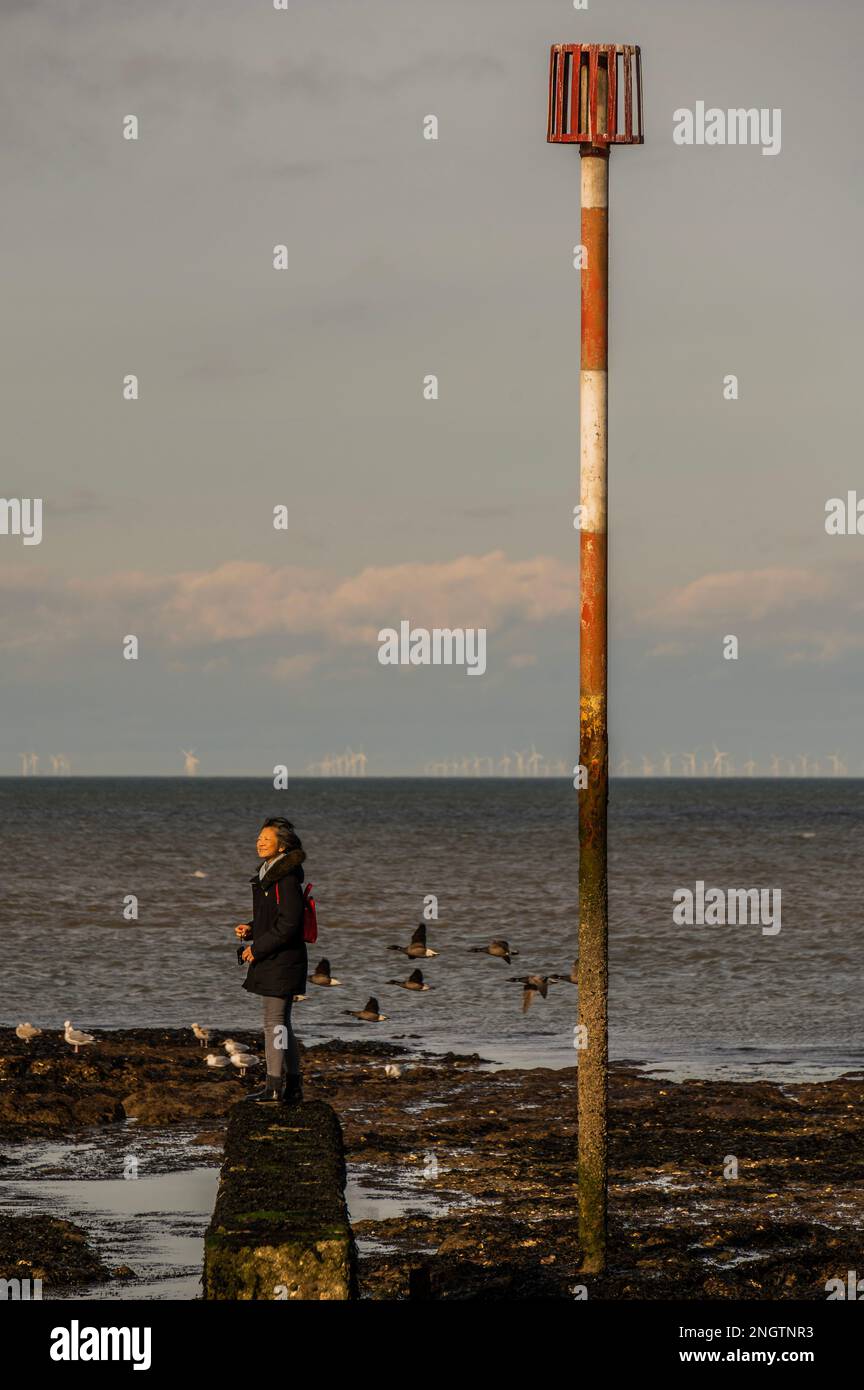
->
[547, 43, 643, 1274]
[577, 142, 609, 1275]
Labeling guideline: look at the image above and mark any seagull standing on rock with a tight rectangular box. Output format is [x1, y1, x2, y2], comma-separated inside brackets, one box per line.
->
[205, 1052, 231, 1069]
[230, 1052, 261, 1077]
[191, 1023, 211, 1048]
[16, 1023, 42, 1043]
[223, 1039, 251, 1056]
[63, 1020, 95, 1054]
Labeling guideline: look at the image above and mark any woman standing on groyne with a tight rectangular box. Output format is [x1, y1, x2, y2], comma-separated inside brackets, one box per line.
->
[235, 817, 307, 1104]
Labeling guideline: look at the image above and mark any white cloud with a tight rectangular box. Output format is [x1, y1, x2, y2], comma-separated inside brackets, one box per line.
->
[0, 553, 578, 673]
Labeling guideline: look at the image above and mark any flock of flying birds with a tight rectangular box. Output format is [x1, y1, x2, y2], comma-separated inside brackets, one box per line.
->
[12, 926, 578, 1072]
[305, 922, 578, 1021]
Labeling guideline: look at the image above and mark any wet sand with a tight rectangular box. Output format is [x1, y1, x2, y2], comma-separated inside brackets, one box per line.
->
[1, 1027, 861, 1299]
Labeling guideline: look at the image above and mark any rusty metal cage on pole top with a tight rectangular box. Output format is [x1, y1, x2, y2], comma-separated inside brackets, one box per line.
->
[547, 45, 643, 147]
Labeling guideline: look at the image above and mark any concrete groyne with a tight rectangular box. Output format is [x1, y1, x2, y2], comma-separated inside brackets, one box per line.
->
[203, 1100, 357, 1300]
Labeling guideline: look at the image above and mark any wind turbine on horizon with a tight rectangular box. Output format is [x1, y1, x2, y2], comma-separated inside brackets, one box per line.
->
[526, 745, 543, 777]
[711, 745, 729, 778]
[181, 749, 200, 776]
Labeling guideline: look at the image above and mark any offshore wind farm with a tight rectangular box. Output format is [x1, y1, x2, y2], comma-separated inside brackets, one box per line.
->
[8, 746, 861, 777]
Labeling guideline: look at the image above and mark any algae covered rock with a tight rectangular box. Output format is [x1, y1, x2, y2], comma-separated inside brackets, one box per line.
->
[0, 1214, 110, 1287]
[204, 1100, 357, 1300]
[122, 1081, 243, 1125]
[0, 1084, 125, 1133]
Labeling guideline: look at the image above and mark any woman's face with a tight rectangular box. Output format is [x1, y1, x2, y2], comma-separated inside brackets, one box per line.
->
[256, 826, 282, 859]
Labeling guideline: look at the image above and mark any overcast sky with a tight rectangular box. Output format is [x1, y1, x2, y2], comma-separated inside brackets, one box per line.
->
[1, 0, 862, 774]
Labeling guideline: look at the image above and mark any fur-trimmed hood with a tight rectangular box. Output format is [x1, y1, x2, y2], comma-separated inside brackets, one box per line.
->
[252, 848, 306, 889]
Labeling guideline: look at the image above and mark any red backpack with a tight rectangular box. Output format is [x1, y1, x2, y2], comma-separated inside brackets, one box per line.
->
[274, 880, 318, 944]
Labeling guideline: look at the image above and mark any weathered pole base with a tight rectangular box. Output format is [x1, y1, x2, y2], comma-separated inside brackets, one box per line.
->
[578, 692, 609, 1276]
[203, 1100, 358, 1300]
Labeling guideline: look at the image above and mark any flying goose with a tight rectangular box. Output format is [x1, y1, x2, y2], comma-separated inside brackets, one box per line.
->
[310, 958, 341, 986]
[344, 997, 388, 1022]
[469, 939, 519, 965]
[387, 924, 438, 959]
[387, 968, 432, 991]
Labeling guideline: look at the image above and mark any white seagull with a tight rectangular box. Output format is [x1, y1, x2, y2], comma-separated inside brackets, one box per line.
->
[63, 1020, 95, 1054]
[223, 1039, 251, 1055]
[16, 1022, 42, 1043]
[230, 1052, 261, 1076]
[205, 1052, 231, 1069]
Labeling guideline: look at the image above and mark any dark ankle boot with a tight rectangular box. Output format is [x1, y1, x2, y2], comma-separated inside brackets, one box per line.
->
[247, 1075, 283, 1103]
[283, 1074, 303, 1106]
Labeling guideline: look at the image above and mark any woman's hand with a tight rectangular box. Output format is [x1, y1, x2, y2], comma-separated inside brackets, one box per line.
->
[234, 924, 251, 939]
[241, 946, 255, 963]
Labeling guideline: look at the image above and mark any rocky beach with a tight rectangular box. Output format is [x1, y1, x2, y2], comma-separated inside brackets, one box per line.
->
[1, 1026, 862, 1299]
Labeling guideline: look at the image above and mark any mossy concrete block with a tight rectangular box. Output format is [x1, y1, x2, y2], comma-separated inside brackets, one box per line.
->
[203, 1100, 357, 1300]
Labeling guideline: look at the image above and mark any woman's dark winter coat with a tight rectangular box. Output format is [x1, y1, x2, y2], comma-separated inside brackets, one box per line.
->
[242, 848, 308, 998]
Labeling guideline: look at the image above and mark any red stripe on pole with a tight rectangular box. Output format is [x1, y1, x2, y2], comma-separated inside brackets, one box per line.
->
[580, 206, 608, 370]
[580, 530, 607, 696]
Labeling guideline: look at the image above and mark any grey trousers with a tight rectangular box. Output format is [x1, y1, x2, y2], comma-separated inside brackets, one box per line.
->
[262, 994, 301, 1079]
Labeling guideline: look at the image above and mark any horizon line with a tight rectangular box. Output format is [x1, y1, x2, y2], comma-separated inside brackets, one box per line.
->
[3, 774, 863, 782]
